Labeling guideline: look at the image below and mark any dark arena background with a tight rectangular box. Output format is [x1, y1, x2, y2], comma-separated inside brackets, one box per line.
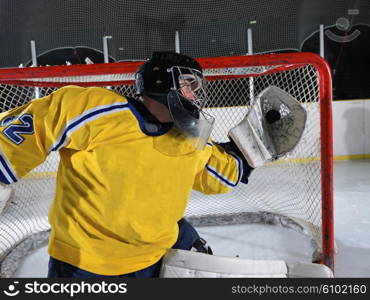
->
[0, 0, 369, 99]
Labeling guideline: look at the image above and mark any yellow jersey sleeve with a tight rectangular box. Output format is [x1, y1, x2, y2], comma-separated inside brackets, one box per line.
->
[0, 86, 128, 183]
[192, 142, 243, 194]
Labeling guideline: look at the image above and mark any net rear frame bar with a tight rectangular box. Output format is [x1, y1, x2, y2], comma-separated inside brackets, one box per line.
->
[0, 53, 334, 272]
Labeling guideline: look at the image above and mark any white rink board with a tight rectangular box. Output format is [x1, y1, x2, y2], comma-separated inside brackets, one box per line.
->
[332, 99, 370, 157]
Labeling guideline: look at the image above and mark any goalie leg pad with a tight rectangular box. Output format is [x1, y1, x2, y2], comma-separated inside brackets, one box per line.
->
[159, 249, 333, 278]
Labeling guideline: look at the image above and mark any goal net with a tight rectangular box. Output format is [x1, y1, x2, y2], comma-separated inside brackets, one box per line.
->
[0, 53, 334, 276]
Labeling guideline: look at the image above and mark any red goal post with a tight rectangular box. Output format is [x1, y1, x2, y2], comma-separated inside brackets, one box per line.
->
[0, 52, 334, 273]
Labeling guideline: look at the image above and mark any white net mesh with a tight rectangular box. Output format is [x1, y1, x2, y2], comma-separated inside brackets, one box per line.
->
[188, 65, 323, 250]
[0, 58, 328, 267]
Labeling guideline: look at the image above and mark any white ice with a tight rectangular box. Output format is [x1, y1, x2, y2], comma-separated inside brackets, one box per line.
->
[13, 160, 370, 277]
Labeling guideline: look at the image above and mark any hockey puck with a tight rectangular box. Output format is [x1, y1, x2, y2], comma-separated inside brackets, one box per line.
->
[265, 109, 281, 124]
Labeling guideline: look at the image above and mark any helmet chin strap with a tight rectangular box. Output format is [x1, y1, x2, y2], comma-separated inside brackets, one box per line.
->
[142, 92, 168, 107]
[142, 87, 200, 123]
[176, 94, 200, 120]
[167, 90, 214, 139]
[140, 95, 173, 124]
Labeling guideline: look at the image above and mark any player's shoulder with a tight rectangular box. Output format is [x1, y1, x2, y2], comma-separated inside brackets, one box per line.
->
[85, 86, 128, 102]
[55, 85, 129, 104]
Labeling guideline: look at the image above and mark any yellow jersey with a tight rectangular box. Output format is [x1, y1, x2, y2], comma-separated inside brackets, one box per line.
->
[0, 86, 242, 275]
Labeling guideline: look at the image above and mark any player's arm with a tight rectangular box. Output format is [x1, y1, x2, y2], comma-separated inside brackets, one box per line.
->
[0, 86, 112, 184]
[217, 139, 254, 184]
[0, 99, 48, 184]
[192, 141, 253, 195]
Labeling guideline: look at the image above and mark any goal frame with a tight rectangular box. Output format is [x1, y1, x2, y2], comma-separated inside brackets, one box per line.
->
[0, 52, 334, 271]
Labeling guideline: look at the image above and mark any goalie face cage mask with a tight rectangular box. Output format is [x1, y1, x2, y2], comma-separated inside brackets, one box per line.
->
[166, 66, 215, 150]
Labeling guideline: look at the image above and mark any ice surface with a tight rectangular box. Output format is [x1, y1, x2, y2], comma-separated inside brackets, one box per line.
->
[12, 160, 370, 277]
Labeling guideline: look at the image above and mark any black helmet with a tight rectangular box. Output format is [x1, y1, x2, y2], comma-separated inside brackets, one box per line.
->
[135, 52, 214, 149]
[135, 51, 202, 106]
